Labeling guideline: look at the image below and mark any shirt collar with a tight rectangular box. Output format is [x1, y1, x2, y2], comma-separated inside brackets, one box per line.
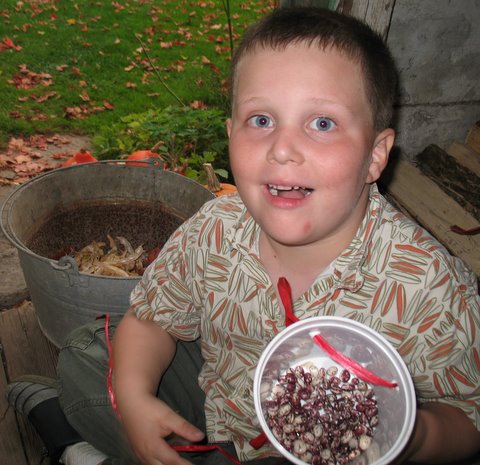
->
[223, 196, 260, 256]
[332, 183, 384, 291]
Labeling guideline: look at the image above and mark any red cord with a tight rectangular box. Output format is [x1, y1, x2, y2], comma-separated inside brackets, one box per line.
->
[278, 277, 299, 326]
[104, 314, 121, 418]
[311, 334, 397, 388]
[277, 278, 397, 387]
[249, 431, 268, 449]
[450, 224, 480, 235]
[172, 444, 243, 465]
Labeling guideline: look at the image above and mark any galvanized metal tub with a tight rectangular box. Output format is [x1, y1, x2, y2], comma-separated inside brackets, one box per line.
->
[0, 162, 215, 347]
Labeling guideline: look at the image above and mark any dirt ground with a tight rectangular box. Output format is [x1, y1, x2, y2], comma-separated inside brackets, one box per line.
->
[0, 133, 93, 309]
[0, 133, 93, 186]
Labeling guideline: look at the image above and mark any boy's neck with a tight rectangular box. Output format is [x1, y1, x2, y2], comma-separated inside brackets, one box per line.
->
[257, 187, 372, 301]
[259, 232, 341, 302]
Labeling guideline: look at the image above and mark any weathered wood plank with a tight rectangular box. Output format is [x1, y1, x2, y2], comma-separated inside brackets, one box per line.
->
[0, 301, 59, 465]
[339, 0, 395, 38]
[0, 351, 28, 465]
[279, 1, 396, 40]
[466, 120, 480, 154]
[416, 144, 480, 220]
[0, 301, 58, 379]
[381, 157, 480, 277]
[448, 141, 480, 178]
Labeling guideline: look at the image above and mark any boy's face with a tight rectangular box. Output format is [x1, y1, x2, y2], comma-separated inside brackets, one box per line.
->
[227, 43, 394, 251]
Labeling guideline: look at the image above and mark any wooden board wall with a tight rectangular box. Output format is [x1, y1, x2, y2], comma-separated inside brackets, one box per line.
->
[0, 302, 58, 465]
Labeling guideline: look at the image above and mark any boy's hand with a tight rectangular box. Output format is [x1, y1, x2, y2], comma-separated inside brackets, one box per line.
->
[112, 310, 205, 464]
[401, 402, 480, 463]
[121, 393, 205, 465]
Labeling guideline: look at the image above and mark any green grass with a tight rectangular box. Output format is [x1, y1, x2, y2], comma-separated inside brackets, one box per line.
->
[0, 0, 274, 146]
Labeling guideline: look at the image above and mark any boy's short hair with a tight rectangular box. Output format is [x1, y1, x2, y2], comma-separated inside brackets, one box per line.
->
[230, 7, 398, 131]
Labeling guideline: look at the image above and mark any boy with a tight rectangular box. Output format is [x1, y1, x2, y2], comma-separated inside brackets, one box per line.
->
[8, 7, 480, 465]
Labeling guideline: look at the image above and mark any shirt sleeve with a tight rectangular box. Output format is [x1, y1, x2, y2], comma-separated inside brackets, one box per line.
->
[129, 218, 203, 341]
[413, 256, 480, 431]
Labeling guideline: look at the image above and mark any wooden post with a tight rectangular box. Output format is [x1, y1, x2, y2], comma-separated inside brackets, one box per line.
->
[278, 0, 335, 7]
[337, 0, 396, 39]
[277, 0, 396, 40]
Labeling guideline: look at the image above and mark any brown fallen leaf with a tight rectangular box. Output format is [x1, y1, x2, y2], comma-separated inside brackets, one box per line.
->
[0, 37, 22, 52]
[112, 1, 125, 13]
[190, 100, 208, 109]
[89, 105, 106, 113]
[31, 111, 51, 121]
[51, 152, 71, 160]
[14, 155, 32, 164]
[14, 162, 44, 174]
[64, 106, 86, 119]
[9, 64, 54, 89]
[103, 100, 114, 110]
[9, 110, 25, 119]
[35, 91, 58, 103]
[0, 154, 12, 167]
[45, 135, 71, 146]
[8, 137, 27, 152]
[80, 90, 90, 101]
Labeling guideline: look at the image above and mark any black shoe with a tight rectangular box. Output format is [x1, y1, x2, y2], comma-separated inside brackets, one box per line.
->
[7, 375, 83, 465]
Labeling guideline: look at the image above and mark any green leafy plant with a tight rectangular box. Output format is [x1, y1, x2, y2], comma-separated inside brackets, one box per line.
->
[93, 105, 230, 182]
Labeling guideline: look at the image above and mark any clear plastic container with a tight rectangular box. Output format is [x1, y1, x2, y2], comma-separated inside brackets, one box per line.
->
[253, 316, 416, 465]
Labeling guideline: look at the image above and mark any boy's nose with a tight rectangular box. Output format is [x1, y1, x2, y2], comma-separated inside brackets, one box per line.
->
[266, 126, 305, 165]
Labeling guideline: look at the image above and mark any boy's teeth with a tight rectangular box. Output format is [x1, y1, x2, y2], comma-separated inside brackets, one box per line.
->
[268, 184, 312, 197]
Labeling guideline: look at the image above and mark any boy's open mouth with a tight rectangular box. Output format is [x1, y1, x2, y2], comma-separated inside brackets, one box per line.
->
[268, 184, 313, 199]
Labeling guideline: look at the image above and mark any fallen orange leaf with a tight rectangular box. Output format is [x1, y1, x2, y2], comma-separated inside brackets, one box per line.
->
[0, 37, 22, 52]
[80, 90, 90, 102]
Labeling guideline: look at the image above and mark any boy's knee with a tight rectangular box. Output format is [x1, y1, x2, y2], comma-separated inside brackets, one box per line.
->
[59, 316, 122, 366]
[57, 317, 120, 411]
[59, 320, 106, 374]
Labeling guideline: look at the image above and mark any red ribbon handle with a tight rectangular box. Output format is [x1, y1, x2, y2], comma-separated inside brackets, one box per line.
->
[251, 278, 398, 450]
[311, 334, 397, 388]
[278, 277, 299, 326]
[172, 445, 243, 465]
[277, 277, 397, 388]
[104, 314, 121, 418]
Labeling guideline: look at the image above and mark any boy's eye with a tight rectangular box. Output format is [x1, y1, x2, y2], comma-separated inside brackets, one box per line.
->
[248, 115, 273, 128]
[310, 117, 336, 132]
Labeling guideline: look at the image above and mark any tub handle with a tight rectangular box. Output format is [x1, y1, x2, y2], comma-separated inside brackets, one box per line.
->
[51, 256, 89, 287]
[51, 255, 79, 271]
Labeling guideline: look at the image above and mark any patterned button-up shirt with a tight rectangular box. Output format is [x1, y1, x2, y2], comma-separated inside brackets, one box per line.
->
[131, 184, 480, 461]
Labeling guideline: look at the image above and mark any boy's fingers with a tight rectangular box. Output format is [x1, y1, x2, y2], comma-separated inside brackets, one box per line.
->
[171, 416, 205, 442]
[158, 407, 204, 443]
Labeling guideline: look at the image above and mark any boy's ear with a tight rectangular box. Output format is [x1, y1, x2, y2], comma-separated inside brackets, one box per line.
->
[226, 118, 232, 138]
[366, 128, 395, 183]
